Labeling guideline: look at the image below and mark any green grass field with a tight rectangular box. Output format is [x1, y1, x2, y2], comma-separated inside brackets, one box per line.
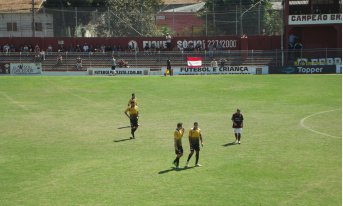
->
[0, 75, 341, 206]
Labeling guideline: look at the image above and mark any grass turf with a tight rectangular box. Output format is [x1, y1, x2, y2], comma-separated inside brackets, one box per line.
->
[0, 75, 341, 206]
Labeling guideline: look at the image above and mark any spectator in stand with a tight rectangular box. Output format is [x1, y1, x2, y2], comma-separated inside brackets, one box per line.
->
[9, 44, 15, 52]
[118, 59, 129, 68]
[23, 45, 29, 56]
[3, 44, 10, 54]
[34, 44, 40, 53]
[40, 50, 45, 61]
[100, 44, 106, 53]
[83, 43, 89, 52]
[165, 33, 172, 50]
[151, 42, 156, 53]
[187, 42, 194, 51]
[208, 43, 214, 58]
[75, 56, 82, 70]
[34, 47, 41, 62]
[294, 40, 303, 59]
[195, 42, 202, 52]
[56, 53, 63, 66]
[76, 44, 81, 52]
[144, 43, 150, 55]
[112, 45, 117, 53]
[47, 45, 53, 54]
[219, 58, 227, 68]
[288, 33, 297, 49]
[111, 55, 117, 75]
[68, 45, 75, 52]
[58, 45, 65, 52]
[210, 58, 218, 68]
[28, 44, 33, 52]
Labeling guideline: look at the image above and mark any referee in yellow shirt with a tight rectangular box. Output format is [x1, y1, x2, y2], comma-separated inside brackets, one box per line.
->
[124, 100, 139, 139]
[173, 122, 184, 169]
[186, 122, 204, 167]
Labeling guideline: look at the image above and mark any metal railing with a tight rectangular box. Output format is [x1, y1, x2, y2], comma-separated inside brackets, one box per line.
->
[0, 48, 341, 72]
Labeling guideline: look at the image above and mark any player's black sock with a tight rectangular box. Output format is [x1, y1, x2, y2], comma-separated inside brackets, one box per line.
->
[187, 154, 193, 162]
[195, 153, 199, 164]
[173, 157, 178, 164]
[176, 157, 180, 167]
[235, 133, 238, 141]
[238, 134, 241, 142]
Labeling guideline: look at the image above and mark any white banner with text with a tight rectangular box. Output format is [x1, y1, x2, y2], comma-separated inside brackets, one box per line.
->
[163, 66, 269, 75]
[10, 63, 42, 75]
[87, 68, 150, 76]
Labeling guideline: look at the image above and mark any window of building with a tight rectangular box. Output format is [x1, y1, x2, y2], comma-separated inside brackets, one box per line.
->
[35, 22, 43, 31]
[7, 22, 17, 31]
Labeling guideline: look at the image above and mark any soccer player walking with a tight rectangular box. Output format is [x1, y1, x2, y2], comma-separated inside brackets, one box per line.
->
[186, 122, 204, 167]
[128, 93, 137, 106]
[124, 101, 139, 139]
[231, 109, 244, 144]
[173, 123, 184, 169]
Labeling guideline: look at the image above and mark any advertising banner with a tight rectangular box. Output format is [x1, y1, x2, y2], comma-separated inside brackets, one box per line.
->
[274, 65, 338, 74]
[10, 63, 42, 75]
[163, 66, 269, 75]
[87, 68, 150, 76]
[289, 14, 342, 25]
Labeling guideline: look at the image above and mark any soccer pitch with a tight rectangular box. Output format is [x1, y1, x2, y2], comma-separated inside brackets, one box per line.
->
[0, 75, 341, 206]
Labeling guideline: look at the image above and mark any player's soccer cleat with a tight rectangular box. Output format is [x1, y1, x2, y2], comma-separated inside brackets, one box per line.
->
[238, 141, 241, 144]
[195, 163, 202, 167]
[185, 161, 189, 168]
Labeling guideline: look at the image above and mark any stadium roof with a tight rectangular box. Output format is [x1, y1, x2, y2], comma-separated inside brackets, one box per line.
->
[0, 0, 44, 13]
[163, 0, 203, 4]
[163, 2, 206, 12]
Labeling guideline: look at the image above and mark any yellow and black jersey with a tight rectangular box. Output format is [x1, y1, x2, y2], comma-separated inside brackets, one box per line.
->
[125, 106, 139, 117]
[128, 98, 138, 106]
[189, 128, 201, 143]
[174, 128, 184, 147]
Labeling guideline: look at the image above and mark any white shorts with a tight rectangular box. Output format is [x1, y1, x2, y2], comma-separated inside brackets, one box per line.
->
[233, 128, 242, 134]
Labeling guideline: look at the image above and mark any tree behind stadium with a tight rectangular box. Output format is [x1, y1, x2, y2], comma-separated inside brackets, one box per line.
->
[96, 0, 163, 37]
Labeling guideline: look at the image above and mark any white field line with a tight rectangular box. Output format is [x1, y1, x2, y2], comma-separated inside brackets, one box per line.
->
[0, 92, 30, 112]
[44, 78, 96, 104]
[300, 109, 341, 139]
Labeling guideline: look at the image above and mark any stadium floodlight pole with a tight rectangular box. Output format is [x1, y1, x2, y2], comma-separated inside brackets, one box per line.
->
[109, 10, 143, 36]
[240, 0, 265, 35]
[32, 0, 35, 37]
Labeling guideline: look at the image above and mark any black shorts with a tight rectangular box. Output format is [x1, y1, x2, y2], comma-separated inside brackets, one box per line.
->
[190, 142, 200, 152]
[111, 65, 116, 70]
[130, 116, 138, 127]
[175, 146, 183, 155]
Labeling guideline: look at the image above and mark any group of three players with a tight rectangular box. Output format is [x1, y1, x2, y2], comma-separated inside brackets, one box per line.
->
[124, 93, 244, 169]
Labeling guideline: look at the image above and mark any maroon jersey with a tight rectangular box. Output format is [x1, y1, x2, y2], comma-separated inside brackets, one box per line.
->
[231, 113, 244, 128]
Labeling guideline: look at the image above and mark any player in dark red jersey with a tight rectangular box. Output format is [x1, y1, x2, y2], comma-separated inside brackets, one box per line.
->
[231, 109, 244, 144]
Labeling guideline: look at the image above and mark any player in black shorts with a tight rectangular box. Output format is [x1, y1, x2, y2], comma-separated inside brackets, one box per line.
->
[186, 122, 204, 167]
[173, 123, 184, 169]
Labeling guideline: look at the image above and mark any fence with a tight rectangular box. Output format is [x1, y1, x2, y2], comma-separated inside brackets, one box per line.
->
[0, 6, 283, 38]
[0, 48, 341, 73]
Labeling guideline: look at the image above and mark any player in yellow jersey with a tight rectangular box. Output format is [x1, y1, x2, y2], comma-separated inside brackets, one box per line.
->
[128, 93, 137, 106]
[186, 122, 204, 167]
[124, 100, 139, 139]
[173, 122, 185, 169]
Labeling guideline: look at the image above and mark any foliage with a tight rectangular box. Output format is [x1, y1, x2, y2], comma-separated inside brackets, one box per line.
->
[202, 0, 283, 35]
[43, 0, 163, 37]
[96, 0, 163, 37]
